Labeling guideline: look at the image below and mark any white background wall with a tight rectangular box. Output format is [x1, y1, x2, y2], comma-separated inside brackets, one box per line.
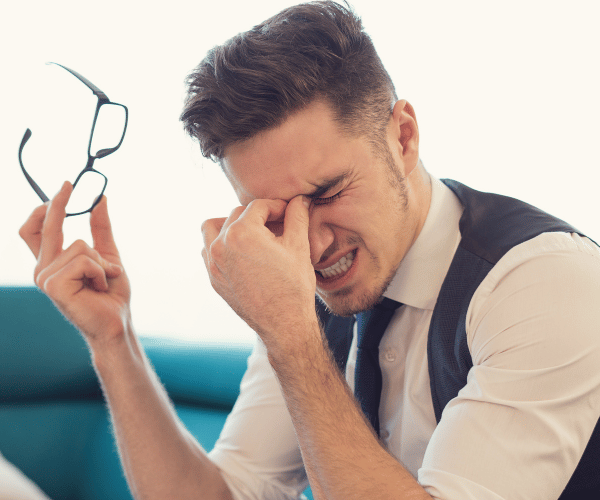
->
[2, 0, 599, 344]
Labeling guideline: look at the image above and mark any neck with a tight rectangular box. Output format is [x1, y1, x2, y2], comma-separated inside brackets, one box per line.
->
[409, 159, 432, 242]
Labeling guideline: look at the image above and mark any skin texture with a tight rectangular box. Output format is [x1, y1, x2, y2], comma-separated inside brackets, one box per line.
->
[215, 99, 430, 320]
[20, 98, 433, 499]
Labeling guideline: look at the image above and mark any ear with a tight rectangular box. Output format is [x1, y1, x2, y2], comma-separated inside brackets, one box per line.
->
[391, 100, 419, 175]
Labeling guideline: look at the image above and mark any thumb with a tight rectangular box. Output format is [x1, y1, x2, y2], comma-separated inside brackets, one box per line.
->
[283, 195, 311, 246]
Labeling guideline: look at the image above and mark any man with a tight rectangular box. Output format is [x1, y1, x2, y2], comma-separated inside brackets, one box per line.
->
[20, 1, 600, 499]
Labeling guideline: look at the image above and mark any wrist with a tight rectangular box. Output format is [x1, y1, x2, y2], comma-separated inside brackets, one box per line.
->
[87, 315, 141, 376]
[265, 317, 324, 372]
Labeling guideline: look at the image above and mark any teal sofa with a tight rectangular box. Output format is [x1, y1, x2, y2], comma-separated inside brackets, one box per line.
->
[0, 286, 314, 500]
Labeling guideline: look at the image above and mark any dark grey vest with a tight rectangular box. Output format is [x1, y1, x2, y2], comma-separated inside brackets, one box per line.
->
[318, 179, 600, 499]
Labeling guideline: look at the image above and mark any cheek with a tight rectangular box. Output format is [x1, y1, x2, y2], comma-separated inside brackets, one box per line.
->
[312, 201, 377, 247]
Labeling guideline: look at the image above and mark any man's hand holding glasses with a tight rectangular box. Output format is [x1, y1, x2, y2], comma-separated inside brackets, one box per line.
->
[19, 64, 133, 348]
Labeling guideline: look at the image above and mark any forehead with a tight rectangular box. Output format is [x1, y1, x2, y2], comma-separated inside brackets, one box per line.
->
[221, 101, 363, 203]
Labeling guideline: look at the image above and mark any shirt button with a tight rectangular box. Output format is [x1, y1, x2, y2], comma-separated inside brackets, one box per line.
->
[382, 349, 397, 363]
[380, 430, 390, 440]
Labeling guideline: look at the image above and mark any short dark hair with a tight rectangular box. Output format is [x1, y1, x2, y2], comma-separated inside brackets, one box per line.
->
[180, 0, 397, 162]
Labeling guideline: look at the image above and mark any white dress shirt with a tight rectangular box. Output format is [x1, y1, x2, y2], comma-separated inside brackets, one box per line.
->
[208, 176, 600, 500]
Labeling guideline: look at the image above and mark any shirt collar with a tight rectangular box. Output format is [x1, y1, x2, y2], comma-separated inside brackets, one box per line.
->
[383, 175, 464, 310]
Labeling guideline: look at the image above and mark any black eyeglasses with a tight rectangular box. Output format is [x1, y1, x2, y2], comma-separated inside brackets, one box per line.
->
[18, 63, 128, 217]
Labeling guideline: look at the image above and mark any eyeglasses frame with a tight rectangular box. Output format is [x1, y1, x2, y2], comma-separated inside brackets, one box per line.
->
[18, 62, 129, 217]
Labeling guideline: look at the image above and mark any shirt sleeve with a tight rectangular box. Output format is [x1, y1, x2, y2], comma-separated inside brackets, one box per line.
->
[208, 336, 309, 500]
[418, 233, 600, 500]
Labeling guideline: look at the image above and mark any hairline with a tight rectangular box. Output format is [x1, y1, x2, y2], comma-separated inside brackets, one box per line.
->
[217, 95, 395, 168]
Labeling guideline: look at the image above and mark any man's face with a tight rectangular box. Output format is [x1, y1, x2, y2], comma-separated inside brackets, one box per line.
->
[222, 100, 428, 316]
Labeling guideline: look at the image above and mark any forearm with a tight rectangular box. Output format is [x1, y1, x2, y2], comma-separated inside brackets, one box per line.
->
[269, 324, 432, 500]
[89, 322, 234, 500]
[19, 186, 233, 498]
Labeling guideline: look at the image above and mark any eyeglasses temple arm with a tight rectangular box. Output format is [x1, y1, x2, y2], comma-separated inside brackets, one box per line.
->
[19, 129, 49, 203]
[47, 62, 109, 101]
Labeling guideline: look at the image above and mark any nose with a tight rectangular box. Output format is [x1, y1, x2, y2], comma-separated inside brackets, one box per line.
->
[307, 209, 335, 266]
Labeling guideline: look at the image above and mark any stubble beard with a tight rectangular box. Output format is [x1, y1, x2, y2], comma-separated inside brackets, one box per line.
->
[320, 256, 398, 317]
[319, 153, 409, 317]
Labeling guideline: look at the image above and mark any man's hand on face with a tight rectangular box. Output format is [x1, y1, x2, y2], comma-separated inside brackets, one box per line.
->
[19, 181, 131, 347]
[201, 195, 319, 354]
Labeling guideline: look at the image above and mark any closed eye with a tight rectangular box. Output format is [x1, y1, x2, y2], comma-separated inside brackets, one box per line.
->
[312, 192, 342, 206]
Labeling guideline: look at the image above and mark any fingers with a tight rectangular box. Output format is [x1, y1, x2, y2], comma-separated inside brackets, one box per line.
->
[38, 181, 72, 270]
[283, 195, 311, 246]
[90, 196, 121, 260]
[217, 199, 286, 238]
[201, 216, 227, 251]
[35, 239, 122, 292]
[19, 202, 50, 258]
[245, 199, 288, 227]
[201, 200, 287, 277]
[202, 198, 304, 252]
[43, 253, 111, 296]
[201, 199, 283, 245]
[201, 216, 228, 279]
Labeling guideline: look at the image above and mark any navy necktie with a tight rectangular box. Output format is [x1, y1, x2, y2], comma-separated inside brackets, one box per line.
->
[354, 297, 402, 436]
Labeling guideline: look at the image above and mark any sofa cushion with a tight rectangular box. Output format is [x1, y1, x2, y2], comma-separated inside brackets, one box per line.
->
[0, 402, 106, 500]
[0, 287, 99, 402]
[143, 338, 251, 408]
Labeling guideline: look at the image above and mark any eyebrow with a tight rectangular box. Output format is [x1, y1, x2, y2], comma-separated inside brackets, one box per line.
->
[307, 169, 353, 198]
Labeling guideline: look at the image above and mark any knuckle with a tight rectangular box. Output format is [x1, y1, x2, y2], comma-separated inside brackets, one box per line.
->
[246, 198, 270, 214]
[70, 239, 91, 254]
[225, 223, 249, 247]
[69, 240, 103, 265]
[246, 199, 260, 210]
[18, 223, 28, 240]
[230, 206, 246, 218]
[43, 275, 59, 296]
[34, 263, 46, 287]
[200, 219, 211, 234]
[72, 253, 98, 272]
[209, 238, 226, 260]
[201, 217, 226, 238]
[34, 272, 43, 290]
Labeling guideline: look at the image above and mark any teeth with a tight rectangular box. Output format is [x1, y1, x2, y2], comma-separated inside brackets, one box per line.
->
[319, 252, 354, 278]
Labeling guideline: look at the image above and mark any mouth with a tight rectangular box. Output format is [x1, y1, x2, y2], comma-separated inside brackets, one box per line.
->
[315, 249, 357, 285]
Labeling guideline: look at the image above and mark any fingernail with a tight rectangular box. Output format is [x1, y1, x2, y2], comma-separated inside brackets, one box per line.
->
[302, 196, 311, 209]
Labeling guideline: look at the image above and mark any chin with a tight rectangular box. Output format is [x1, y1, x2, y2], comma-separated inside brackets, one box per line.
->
[317, 257, 399, 317]
[317, 283, 389, 317]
